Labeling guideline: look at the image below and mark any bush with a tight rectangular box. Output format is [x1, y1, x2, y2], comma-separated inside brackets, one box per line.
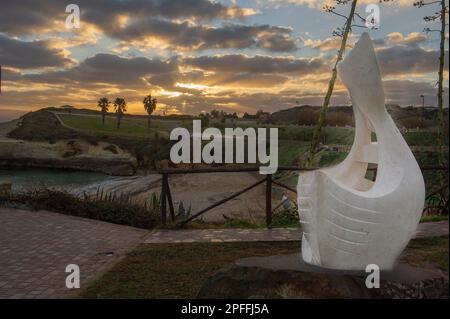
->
[271, 208, 300, 228]
[4, 187, 160, 229]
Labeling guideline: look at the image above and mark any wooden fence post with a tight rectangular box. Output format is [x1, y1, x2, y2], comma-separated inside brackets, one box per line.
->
[166, 177, 175, 221]
[266, 174, 272, 229]
[160, 173, 168, 224]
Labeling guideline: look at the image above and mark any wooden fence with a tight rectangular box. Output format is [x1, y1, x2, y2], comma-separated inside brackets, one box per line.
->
[157, 166, 448, 228]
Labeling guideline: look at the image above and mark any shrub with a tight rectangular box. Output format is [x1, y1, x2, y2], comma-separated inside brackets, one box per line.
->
[4, 187, 160, 229]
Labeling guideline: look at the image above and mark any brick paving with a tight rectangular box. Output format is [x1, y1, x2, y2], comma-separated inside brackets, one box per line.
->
[0, 208, 147, 299]
[144, 220, 449, 244]
[145, 228, 302, 243]
[414, 220, 449, 238]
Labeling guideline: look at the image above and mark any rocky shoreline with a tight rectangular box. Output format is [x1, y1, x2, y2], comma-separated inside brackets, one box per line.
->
[0, 138, 137, 176]
[0, 156, 136, 176]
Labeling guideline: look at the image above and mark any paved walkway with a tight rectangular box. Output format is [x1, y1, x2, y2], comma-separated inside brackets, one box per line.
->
[0, 208, 447, 299]
[145, 228, 302, 243]
[0, 208, 147, 299]
[145, 220, 449, 243]
[414, 220, 449, 238]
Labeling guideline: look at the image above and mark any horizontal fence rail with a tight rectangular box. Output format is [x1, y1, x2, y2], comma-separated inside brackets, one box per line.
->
[156, 165, 448, 228]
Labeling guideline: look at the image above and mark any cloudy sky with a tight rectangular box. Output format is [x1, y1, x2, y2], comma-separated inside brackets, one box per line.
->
[0, 0, 448, 119]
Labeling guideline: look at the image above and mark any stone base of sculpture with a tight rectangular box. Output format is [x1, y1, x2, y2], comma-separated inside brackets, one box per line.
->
[198, 254, 448, 299]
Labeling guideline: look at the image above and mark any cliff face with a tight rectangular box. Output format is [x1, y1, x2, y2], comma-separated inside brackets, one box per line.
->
[0, 139, 137, 176]
[0, 111, 137, 176]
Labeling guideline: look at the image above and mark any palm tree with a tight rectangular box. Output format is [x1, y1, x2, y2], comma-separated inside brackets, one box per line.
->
[143, 94, 157, 129]
[113, 97, 127, 129]
[97, 97, 110, 125]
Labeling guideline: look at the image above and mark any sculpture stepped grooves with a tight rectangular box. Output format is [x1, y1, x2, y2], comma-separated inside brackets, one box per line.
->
[298, 33, 425, 270]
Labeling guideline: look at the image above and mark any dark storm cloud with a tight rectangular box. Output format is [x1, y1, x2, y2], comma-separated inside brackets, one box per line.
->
[378, 46, 449, 76]
[0, 0, 62, 36]
[0, 67, 22, 81]
[146, 54, 326, 89]
[184, 54, 325, 74]
[11, 52, 317, 92]
[24, 53, 178, 86]
[0, 0, 296, 52]
[0, 34, 72, 69]
[0, 0, 247, 36]
[81, 0, 246, 23]
[108, 19, 298, 52]
[208, 73, 289, 87]
[147, 72, 181, 89]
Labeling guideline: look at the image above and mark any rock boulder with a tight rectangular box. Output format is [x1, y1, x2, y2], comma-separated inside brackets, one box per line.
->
[198, 253, 448, 299]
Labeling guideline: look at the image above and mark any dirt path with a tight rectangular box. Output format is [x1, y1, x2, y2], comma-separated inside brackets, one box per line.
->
[162, 172, 273, 223]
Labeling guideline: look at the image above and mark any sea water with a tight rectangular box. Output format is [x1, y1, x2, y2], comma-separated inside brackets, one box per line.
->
[0, 167, 112, 192]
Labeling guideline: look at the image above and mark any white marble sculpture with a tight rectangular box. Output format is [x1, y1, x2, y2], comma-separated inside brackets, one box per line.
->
[297, 33, 425, 270]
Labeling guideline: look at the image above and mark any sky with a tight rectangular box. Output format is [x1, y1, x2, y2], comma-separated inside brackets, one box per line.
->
[0, 0, 448, 120]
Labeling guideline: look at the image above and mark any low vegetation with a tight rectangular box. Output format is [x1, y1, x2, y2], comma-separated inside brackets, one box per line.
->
[80, 236, 448, 299]
[1, 188, 160, 229]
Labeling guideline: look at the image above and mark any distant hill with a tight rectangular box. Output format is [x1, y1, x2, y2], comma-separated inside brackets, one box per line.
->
[268, 105, 448, 129]
[47, 106, 194, 120]
[8, 104, 448, 130]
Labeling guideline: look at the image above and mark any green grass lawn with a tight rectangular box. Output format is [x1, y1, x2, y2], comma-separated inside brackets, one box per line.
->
[278, 140, 310, 166]
[404, 131, 449, 147]
[80, 241, 302, 299]
[319, 151, 348, 167]
[59, 114, 169, 138]
[247, 125, 355, 145]
[80, 236, 448, 299]
[59, 113, 446, 147]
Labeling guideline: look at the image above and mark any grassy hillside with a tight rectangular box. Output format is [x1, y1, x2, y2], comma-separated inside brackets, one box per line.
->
[8, 109, 172, 168]
[59, 114, 166, 138]
[8, 107, 447, 174]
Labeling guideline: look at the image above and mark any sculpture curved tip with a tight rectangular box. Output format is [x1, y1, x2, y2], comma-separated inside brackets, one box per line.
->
[338, 32, 385, 114]
[338, 32, 377, 80]
[359, 32, 372, 44]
